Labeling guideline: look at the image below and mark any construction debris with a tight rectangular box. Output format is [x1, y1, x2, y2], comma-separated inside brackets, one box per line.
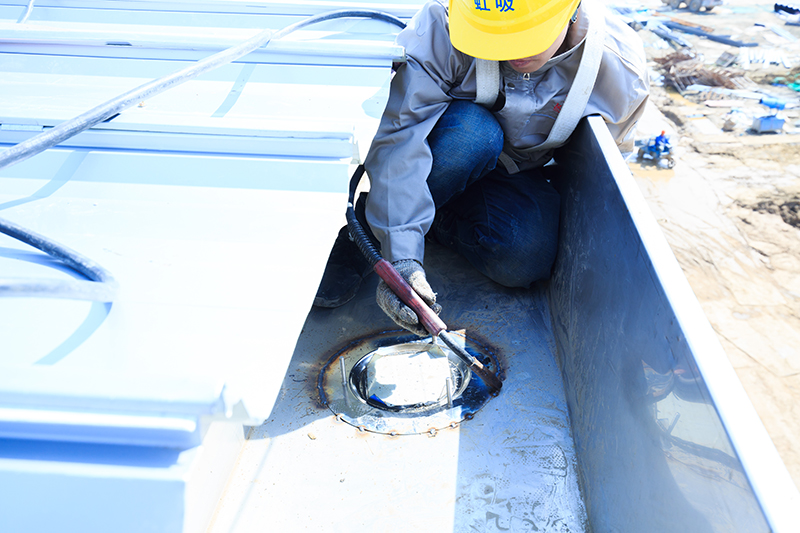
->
[653, 50, 755, 91]
[661, 0, 722, 13]
[662, 20, 759, 46]
[751, 96, 786, 133]
[769, 71, 800, 90]
[624, 0, 800, 136]
[716, 50, 738, 67]
[775, 2, 800, 24]
[650, 22, 694, 47]
[656, 13, 715, 33]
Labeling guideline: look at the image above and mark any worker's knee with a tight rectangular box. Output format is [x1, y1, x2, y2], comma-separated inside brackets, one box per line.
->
[429, 100, 504, 167]
[428, 101, 504, 207]
[445, 100, 503, 146]
[476, 229, 559, 288]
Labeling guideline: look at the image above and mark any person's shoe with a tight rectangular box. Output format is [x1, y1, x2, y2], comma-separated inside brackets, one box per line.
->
[313, 226, 373, 308]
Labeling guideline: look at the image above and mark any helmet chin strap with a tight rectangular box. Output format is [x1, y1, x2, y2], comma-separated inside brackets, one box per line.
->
[570, 4, 581, 25]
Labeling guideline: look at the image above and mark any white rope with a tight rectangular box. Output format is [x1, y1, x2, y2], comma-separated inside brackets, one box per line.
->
[536, 0, 605, 152]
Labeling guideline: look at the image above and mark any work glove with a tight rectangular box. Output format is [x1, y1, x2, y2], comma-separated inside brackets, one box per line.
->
[376, 259, 442, 337]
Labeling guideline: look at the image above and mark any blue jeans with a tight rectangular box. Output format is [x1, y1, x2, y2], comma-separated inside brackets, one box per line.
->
[427, 100, 560, 288]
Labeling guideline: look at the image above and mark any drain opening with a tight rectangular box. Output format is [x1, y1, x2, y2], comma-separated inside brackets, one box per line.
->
[350, 342, 470, 412]
[319, 331, 499, 436]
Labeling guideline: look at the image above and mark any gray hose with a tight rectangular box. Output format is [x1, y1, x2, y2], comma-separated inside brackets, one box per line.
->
[17, 0, 34, 24]
[0, 216, 118, 301]
[0, 9, 405, 301]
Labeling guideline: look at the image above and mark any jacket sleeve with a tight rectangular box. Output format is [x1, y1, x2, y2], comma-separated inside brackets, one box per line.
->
[363, 2, 470, 264]
[591, 13, 650, 153]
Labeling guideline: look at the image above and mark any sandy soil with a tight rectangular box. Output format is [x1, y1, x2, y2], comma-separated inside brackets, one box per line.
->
[626, 0, 800, 488]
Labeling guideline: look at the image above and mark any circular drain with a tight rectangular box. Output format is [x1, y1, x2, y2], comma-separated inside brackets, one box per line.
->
[318, 330, 499, 435]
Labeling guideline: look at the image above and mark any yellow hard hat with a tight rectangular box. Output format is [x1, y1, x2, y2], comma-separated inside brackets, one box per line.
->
[449, 0, 583, 61]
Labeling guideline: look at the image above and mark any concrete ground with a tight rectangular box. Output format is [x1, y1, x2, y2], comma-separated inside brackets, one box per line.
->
[625, 0, 800, 489]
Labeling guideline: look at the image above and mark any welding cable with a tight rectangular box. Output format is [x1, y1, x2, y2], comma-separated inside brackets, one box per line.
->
[0, 10, 405, 300]
[0, 216, 118, 301]
[345, 165, 382, 267]
[0, 9, 406, 171]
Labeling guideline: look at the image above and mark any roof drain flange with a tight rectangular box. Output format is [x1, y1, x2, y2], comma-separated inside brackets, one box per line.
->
[318, 330, 498, 436]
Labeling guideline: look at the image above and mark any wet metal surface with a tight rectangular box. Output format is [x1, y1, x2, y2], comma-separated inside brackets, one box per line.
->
[208, 243, 588, 533]
[207, 116, 800, 532]
[550, 117, 775, 532]
[208, 120, 797, 533]
[319, 331, 498, 435]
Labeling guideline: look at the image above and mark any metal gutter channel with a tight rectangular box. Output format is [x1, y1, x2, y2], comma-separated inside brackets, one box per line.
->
[549, 116, 800, 532]
[208, 245, 589, 533]
[210, 117, 800, 533]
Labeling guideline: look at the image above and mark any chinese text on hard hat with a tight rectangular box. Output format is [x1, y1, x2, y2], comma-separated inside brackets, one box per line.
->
[475, 0, 515, 12]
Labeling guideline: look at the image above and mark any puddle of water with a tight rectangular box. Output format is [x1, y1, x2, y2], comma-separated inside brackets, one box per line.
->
[629, 162, 676, 181]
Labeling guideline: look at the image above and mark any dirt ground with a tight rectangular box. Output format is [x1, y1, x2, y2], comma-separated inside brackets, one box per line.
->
[623, 0, 800, 489]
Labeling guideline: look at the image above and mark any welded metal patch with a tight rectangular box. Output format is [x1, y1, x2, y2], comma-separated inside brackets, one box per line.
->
[318, 330, 498, 435]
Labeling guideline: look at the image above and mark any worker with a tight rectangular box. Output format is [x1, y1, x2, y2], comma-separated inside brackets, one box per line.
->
[654, 130, 670, 157]
[314, 0, 649, 336]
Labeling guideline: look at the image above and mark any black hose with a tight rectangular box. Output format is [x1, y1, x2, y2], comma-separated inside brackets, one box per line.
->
[345, 165, 382, 267]
[0, 9, 406, 172]
[0, 216, 118, 301]
[273, 10, 406, 39]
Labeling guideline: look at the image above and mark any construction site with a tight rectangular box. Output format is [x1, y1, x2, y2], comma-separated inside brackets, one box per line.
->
[623, 0, 800, 490]
[1, 0, 798, 530]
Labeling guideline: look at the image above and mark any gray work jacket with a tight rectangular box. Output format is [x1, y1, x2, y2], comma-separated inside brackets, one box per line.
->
[363, 0, 650, 264]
